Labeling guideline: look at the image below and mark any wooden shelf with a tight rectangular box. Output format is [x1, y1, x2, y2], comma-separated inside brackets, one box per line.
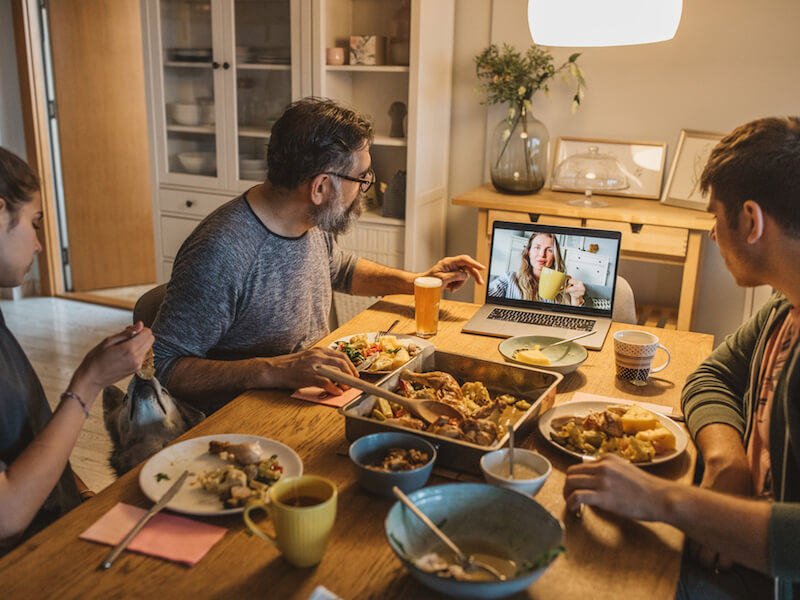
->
[325, 65, 409, 73]
[237, 63, 291, 71]
[637, 304, 678, 330]
[166, 124, 215, 134]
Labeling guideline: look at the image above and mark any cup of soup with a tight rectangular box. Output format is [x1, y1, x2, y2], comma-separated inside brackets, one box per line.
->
[243, 475, 337, 567]
[480, 448, 551, 497]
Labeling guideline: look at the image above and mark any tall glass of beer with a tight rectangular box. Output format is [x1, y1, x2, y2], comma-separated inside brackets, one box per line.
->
[414, 276, 442, 338]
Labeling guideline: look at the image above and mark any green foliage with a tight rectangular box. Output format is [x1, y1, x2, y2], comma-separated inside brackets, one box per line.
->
[474, 43, 586, 112]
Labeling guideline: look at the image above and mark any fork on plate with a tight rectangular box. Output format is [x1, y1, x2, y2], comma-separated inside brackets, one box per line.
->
[375, 319, 399, 344]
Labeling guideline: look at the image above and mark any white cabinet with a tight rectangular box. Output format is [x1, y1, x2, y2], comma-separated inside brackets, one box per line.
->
[142, 0, 310, 281]
[312, 0, 455, 322]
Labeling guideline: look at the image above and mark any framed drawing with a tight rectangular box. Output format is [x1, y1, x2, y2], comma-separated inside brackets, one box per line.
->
[551, 137, 667, 200]
[660, 129, 725, 211]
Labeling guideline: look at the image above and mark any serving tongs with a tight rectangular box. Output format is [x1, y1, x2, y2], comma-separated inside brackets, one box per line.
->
[314, 365, 464, 424]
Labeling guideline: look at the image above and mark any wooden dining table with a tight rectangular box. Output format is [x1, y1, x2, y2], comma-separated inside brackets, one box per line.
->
[0, 295, 714, 599]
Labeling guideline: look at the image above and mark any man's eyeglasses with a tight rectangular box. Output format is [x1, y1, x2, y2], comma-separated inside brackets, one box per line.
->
[324, 168, 375, 193]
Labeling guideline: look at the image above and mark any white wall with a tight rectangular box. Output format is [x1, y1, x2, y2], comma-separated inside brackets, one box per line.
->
[447, 0, 800, 344]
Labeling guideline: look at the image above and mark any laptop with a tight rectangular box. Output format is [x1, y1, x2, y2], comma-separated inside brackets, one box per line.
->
[462, 221, 623, 350]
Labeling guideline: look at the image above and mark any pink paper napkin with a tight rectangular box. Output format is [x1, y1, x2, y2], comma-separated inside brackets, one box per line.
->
[80, 502, 226, 566]
[291, 386, 362, 408]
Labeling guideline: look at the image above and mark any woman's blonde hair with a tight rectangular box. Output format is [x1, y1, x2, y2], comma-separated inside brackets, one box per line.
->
[513, 232, 566, 301]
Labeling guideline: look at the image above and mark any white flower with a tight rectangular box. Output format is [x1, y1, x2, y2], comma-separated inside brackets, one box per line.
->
[569, 63, 579, 78]
[508, 107, 516, 119]
[524, 99, 532, 111]
[570, 100, 580, 114]
[518, 86, 526, 97]
[502, 128, 511, 141]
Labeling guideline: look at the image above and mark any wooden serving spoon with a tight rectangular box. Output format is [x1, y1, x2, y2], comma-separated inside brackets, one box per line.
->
[314, 365, 464, 424]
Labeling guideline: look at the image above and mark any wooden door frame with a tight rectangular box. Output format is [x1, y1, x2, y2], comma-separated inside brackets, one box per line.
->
[12, 0, 62, 297]
[12, 0, 144, 310]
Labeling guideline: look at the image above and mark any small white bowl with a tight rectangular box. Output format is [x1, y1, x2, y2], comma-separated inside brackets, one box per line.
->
[177, 151, 215, 175]
[239, 156, 267, 171]
[168, 103, 202, 126]
[480, 448, 552, 497]
[240, 168, 266, 181]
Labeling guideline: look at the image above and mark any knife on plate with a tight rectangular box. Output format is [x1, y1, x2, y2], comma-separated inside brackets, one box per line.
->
[99, 469, 189, 570]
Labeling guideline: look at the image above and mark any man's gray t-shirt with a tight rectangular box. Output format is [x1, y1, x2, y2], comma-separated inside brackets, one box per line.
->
[152, 195, 359, 412]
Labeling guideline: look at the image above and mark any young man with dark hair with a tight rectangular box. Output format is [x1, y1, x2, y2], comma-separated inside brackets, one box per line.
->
[564, 117, 800, 600]
[153, 98, 485, 413]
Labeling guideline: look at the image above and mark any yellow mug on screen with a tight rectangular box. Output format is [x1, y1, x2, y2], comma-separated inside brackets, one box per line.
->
[243, 475, 337, 567]
[538, 267, 567, 300]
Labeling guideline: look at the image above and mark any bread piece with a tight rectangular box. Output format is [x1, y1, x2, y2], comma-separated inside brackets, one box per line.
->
[636, 427, 676, 454]
[620, 405, 660, 434]
[515, 347, 551, 366]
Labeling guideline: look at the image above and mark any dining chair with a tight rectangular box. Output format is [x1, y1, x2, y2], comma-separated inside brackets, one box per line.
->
[133, 283, 167, 328]
[612, 276, 637, 324]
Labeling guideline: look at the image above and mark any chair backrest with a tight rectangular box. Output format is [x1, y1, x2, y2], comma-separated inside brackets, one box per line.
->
[612, 276, 637, 324]
[133, 283, 167, 328]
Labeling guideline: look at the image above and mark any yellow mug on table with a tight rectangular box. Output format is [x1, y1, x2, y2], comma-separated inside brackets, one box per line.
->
[243, 475, 337, 567]
[538, 267, 567, 300]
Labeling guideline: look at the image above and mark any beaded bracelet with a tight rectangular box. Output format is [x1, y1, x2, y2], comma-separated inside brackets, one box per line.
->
[61, 391, 89, 418]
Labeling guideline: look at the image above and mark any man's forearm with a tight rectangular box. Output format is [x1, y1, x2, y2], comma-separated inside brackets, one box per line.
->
[695, 423, 754, 495]
[166, 356, 268, 399]
[661, 482, 770, 574]
[350, 258, 415, 296]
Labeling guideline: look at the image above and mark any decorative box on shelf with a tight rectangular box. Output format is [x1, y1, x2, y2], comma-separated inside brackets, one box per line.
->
[349, 35, 385, 65]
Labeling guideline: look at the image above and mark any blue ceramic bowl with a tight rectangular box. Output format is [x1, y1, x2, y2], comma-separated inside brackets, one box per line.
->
[385, 483, 563, 599]
[348, 432, 436, 498]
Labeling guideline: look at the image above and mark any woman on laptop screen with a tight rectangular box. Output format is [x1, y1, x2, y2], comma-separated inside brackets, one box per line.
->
[488, 232, 586, 306]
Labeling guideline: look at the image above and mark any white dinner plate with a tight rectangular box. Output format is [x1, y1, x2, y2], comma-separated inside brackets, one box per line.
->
[538, 400, 687, 466]
[139, 434, 303, 516]
[329, 332, 432, 374]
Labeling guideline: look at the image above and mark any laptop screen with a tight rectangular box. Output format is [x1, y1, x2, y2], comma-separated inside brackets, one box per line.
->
[486, 221, 622, 318]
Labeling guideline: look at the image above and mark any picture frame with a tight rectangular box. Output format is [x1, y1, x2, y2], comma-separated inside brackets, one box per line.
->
[551, 136, 667, 200]
[660, 129, 726, 211]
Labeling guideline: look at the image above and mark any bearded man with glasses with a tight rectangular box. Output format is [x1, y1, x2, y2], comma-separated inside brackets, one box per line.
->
[151, 98, 484, 413]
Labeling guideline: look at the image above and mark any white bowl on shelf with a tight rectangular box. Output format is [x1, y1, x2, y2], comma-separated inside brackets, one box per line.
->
[168, 103, 202, 126]
[239, 156, 267, 171]
[177, 152, 215, 175]
[240, 168, 266, 181]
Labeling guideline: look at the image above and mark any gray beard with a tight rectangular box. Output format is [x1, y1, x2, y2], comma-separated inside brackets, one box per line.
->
[311, 191, 362, 236]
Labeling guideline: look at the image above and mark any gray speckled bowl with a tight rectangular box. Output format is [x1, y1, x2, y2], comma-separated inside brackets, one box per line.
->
[385, 483, 563, 599]
[498, 335, 588, 375]
[349, 432, 436, 498]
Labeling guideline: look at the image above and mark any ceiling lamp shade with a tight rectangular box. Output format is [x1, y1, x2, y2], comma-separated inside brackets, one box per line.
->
[528, 0, 683, 47]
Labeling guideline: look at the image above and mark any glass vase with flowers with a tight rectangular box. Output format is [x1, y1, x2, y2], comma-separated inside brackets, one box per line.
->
[475, 43, 586, 194]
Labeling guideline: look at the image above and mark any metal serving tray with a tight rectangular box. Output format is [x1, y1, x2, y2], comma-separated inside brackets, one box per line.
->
[338, 349, 562, 475]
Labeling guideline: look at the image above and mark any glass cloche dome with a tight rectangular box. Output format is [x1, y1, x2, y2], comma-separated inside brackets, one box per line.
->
[552, 146, 629, 207]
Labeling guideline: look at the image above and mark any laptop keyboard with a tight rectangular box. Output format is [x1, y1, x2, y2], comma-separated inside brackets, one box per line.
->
[487, 308, 597, 331]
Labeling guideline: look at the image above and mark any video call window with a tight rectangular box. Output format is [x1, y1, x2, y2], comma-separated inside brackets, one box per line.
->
[487, 226, 620, 310]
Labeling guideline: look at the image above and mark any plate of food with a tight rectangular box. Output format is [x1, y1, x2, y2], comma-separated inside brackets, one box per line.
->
[538, 400, 687, 465]
[498, 335, 588, 375]
[330, 333, 431, 374]
[139, 434, 303, 516]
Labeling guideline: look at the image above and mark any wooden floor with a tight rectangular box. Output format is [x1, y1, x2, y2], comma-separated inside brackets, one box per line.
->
[1, 297, 134, 492]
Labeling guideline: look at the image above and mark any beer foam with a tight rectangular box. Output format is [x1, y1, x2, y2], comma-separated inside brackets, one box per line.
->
[414, 276, 442, 288]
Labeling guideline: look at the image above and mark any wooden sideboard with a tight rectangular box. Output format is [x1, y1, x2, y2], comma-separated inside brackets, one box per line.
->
[452, 184, 715, 331]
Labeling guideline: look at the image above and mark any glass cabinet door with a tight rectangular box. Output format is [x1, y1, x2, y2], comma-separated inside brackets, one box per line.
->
[233, 0, 292, 182]
[160, 0, 221, 180]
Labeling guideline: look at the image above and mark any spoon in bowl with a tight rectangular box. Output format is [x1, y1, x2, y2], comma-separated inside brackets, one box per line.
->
[314, 365, 464, 424]
[392, 486, 507, 581]
[507, 423, 515, 479]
